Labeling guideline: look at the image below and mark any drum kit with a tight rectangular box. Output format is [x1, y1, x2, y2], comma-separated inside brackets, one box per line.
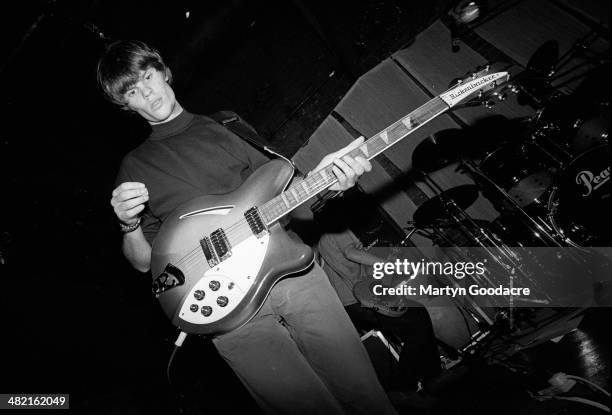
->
[409, 70, 610, 250]
[404, 60, 610, 330]
[396, 37, 610, 349]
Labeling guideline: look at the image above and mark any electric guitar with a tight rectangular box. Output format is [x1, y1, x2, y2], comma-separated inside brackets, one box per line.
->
[150, 69, 509, 336]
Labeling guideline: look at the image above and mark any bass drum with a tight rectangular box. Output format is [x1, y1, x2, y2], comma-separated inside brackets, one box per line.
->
[547, 145, 611, 247]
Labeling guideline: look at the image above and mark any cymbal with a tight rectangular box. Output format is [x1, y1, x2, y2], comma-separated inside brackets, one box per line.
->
[526, 40, 559, 76]
[413, 184, 479, 226]
[412, 129, 467, 172]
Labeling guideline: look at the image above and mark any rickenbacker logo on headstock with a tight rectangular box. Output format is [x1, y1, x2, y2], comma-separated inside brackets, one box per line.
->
[576, 166, 610, 196]
[439, 72, 507, 107]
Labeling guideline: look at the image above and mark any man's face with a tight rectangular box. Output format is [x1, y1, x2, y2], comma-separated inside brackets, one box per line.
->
[123, 68, 180, 124]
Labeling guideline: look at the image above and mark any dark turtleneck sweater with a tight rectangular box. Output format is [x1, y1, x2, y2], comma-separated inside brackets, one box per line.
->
[116, 110, 269, 244]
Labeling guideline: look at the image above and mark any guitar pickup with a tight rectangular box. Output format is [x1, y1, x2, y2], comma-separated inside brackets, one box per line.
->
[244, 206, 267, 237]
[152, 263, 185, 296]
[210, 228, 232, 261]
[200, 236, 219, 267]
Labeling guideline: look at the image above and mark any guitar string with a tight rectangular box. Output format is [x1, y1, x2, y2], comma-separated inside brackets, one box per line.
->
[165, 99, 446, 273]
[169, 156, 386, 273]
[170, 169, 340, 273]
[167, 158, 359, 275]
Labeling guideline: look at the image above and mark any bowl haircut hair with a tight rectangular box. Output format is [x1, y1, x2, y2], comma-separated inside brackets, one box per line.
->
[97, 40, 173, 106]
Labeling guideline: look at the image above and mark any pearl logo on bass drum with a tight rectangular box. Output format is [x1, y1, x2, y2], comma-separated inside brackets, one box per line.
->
[576, 166, 610, 196]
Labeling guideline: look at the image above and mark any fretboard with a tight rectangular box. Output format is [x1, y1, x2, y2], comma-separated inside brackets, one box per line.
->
[260, 96, 449, 225]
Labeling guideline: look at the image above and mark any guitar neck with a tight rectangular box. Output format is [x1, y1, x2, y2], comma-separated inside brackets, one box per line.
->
[260, 96, 449, 225]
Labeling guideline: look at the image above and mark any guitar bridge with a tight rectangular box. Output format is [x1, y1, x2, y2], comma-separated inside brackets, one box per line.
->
[200, 236, 219, 267]
[152, 264, 185, 296]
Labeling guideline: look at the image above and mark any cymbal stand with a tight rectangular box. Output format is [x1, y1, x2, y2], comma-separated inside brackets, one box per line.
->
[551, 30, 608, 90]
[419, 170, 523, 257]
[461, 159, 563, 246]
[527, 121, 574, 169]
[417, 171, 548, 323]
[461, 159, 591, 271]
[419, 170, 555, 307]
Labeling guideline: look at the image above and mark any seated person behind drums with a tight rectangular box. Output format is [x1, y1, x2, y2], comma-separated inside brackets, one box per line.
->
[318, 228, 441, 394]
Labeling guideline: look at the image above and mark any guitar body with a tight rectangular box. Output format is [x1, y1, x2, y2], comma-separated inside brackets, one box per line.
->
[151, 159, 314, 336]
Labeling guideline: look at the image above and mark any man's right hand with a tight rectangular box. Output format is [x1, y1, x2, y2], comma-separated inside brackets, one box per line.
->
[111, 182, 149, 225]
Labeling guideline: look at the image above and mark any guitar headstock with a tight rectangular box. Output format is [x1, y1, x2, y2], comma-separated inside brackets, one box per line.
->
[440, 65, 510, 109]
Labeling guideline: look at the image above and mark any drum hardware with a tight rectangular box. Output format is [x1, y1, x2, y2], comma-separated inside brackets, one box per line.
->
[405, 176, 569, 348]
[406, 170, 519, 325]
[410, 133, 493, 248]
[548, 32, 609, 92]
[528, 123, 574, 169]
[462, 158, 565, 247]
[518, 33, 609, 162]
[408, 57, 607, 355]
[462, 154, 602, 300]
[524, 36, 609, 165]
[412, 184, 479, 227]
[530, 94, 609, 163]
[398, 226, 418, 247]
[403, 61, 606, 340]
[570, 101, 609, 154]
[477, 140, 558, 208]
[524, 31, 607, 97]
[416, 172, 556, 302]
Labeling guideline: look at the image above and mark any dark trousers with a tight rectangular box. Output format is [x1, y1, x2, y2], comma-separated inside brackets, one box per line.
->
[213, 265, 397, 415]
[345, 302, 442, 391]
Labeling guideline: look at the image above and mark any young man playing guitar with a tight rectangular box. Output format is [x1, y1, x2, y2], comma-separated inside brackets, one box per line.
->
[99, 40, 397, 414]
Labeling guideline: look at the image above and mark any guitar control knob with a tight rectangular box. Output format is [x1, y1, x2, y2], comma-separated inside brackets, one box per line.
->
[193, 290, 205, 301]
[217, 296, 229, 307]
[201, 306, 213, 317]
[209, 280, 221, 291]
[189, 304, 199, 312]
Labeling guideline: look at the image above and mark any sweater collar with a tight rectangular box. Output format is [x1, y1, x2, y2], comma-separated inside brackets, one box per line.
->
[148, 109, 194, 140]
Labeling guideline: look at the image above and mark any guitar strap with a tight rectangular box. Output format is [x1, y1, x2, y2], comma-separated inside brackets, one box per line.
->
[209, 110, 326, 207]
[208, 110, 288, 162]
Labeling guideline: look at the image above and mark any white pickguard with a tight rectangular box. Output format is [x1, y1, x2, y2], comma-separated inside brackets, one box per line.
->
[178, 233, 270, 324]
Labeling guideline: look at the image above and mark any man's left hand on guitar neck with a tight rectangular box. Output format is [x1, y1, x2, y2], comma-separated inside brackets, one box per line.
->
[311, 136, 372, 191]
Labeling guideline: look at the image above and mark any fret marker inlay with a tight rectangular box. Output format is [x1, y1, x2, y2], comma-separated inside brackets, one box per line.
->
[379, 131, 389, 144]
[401, 117, 412, 129]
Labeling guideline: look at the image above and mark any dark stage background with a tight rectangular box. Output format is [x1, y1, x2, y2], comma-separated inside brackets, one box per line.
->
[0, 1, 609, 414]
